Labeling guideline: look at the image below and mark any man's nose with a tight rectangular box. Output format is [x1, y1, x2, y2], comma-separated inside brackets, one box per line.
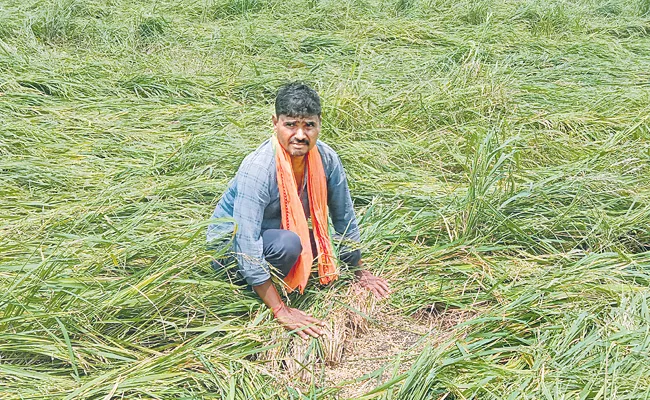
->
[295, 128, 306, 139]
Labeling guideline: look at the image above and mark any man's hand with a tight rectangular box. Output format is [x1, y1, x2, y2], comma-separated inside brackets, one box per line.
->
[355, 269, 391, 299]
[252, 279, 325, 340]
[273, 304, 325, 340]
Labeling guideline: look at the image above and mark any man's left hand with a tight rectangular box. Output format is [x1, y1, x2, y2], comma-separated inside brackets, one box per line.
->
[355, 269, 391, 299]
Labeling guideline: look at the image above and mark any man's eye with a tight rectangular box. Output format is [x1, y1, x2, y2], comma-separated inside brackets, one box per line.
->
[306, 122, 315, 127]
[285, 122, 295, 127]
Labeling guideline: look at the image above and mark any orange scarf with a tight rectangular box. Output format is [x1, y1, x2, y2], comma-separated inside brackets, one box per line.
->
[273, 136, 338, 294]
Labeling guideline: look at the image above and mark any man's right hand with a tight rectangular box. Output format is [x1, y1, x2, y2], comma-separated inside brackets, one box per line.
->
[272, 304, 325, 339]
[253, 279, 325, 340]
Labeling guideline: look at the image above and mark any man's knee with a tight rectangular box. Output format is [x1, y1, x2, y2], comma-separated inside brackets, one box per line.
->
[263, 230, 303, 275]
[278, 233, 302, 267]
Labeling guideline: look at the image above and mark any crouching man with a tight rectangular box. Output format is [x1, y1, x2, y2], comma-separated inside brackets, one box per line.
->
[207, 82, 390, 339]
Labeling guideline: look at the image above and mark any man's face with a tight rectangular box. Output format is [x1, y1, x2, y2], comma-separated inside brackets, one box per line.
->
[272, 114, 321, 158]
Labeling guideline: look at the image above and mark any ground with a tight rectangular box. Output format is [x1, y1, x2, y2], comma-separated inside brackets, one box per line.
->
[325, 307, 472, 398]
[1, 0, 650, 398]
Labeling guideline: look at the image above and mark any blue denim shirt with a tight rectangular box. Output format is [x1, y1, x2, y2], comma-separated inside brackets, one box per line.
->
[207, 139, 360, 286]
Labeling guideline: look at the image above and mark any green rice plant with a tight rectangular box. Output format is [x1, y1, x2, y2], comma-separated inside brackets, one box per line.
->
[456, 127, 519, 242]
[395, 0, 414, 13]
[211, 0, 265, 18]
[391, 252, 650, 399]
[595, 1, 622, 17]
[27, 0, 89, 44]
[462, 1, 491, 25]
[638, 0, 650, 16]
[137, 15, 169, 40]
[513, 1, 580, 36]
[2, 0, 650, 397]
[120, 73, 199, 99]
[0, 11, 19, 39]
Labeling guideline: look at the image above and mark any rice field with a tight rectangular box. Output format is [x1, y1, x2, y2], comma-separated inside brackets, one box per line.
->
[1, 0, 650, 398]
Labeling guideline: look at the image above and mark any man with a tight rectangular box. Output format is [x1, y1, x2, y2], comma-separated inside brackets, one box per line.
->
[207, 82, 390, 339]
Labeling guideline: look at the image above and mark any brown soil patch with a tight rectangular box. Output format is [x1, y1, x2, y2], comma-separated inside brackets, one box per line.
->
[324, 310, 428, 398]
[261, 285, 477, 398]
[325, 307, 476, 398]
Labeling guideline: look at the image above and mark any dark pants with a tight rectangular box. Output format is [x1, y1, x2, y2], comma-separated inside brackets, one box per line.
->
[263, 229, 361, 278]
[213, 229, 361, 284]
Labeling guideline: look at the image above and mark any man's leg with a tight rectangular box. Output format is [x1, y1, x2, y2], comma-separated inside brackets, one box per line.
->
[262, 229, 302, 277]
[215, 229, 354, 281]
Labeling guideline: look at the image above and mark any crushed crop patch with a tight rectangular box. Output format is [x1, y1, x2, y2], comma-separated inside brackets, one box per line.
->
[261, 284, 477, 397]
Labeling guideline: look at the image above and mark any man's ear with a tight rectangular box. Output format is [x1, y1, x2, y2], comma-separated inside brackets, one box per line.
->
[272, 115, 278, 131]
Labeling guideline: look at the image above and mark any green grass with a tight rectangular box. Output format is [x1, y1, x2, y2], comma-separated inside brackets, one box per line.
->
[1, 0, 649, 398]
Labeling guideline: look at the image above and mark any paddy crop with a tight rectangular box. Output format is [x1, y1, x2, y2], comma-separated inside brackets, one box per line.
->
[1, 0, 649, 398]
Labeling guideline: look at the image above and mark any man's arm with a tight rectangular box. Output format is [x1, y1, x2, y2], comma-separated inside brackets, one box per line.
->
[231, 160, 273, 287]
[232, 157, 326, 338]
[326, 152, 391, 298]
[326, 153, 361, 244]
[253, 280, 325, 339]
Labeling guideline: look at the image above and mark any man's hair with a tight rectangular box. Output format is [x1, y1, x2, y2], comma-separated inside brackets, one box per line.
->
[275, 82, 321, 117]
